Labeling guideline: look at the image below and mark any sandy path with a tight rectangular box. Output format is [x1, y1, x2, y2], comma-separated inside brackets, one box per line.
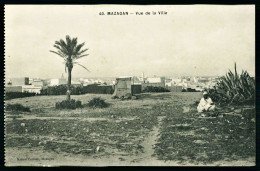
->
[138, 116, 165, 162]
[5, 115, 137, 122]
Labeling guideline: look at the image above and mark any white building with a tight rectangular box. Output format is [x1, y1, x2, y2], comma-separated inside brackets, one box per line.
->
[50, 78, 66, 86]
[22, 85, 42, 94]
[147, 77, 162, 83]
[71, 81, 82, 87]
[31, 79, 44, 87]
[165, 82, 172, 87]
[111, 81, 116, 85]
[171, 78, 182, 84]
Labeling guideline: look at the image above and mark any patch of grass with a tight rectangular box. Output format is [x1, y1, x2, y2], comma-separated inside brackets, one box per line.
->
[87, 97, 109, 108]
[5, 92, 254, 164]
[5, 94, 161, 156]
[5, 92, 36, 100]
[5, 107, 157, 156]
[55, 99, 82, 110]
[5, 103, 31, 112]
[154, 104, 255, 164]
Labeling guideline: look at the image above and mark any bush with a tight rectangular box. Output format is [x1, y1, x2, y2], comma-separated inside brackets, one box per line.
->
[111, 95, 118, 99]
[40, 84, 114, 95]
[55, 99, 82, 110]
[41, 85, 84, 95]
[5, 92, 36, 100]
[207, 63, 255, 105]
[87, 97, 109, 108]
[142, 86, 170, 93]
[6, 103, 31, 112]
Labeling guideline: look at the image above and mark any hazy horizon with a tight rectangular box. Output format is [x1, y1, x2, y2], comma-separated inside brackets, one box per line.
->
[5, 75, 226, 80]
[5, 5, 255, 79]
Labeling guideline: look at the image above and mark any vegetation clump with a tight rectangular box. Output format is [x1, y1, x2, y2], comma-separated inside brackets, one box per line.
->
[55, 99, 82, 110]
[207, 63, 255, 105]
[6, 103, 31, 112]
[87, 97, 109, 108]
[40, 85, 83, 95]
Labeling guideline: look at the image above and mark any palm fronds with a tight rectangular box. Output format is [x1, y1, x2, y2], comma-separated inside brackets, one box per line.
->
[75, 63, 91, 72]
[50, 35, 89, 69]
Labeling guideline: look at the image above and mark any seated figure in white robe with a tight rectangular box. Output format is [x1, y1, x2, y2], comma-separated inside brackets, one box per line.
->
[197, 92, 215, 113]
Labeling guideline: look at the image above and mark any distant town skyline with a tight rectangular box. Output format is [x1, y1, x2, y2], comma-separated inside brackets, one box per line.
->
[5, 5, 255, 79]
[5, 75, 233, 80]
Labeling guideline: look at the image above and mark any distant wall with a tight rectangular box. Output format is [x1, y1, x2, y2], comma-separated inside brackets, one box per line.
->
[186, 88, 198, 92]
[131, 85, 142, 94]
[83, 84, 114, 94]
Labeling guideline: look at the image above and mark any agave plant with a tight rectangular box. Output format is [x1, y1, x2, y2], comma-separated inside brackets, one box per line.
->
[207, 63, 255, 105]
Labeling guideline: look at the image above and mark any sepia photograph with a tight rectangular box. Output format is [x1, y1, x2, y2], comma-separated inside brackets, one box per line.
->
[4, 5, 255, 166]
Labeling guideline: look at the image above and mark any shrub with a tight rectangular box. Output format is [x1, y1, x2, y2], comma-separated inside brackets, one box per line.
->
[111, 95, 118, 99]
[55, 99, 82, 110]
[120, 93, 132, 100]
[87, 97, 109, 108]
[142, 86, 170, 93]
[41, 85, 83, 95]
[5, 92, 36, 100]
[40, 84, 114, 95]
[207, 63, 255, 105]
[5, 103, 31, 112]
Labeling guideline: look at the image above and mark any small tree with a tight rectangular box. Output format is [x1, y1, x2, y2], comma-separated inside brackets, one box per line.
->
[50, 35, 89, 100]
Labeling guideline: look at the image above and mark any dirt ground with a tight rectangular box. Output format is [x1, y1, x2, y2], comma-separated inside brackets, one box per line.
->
[4, 92, 255, 166]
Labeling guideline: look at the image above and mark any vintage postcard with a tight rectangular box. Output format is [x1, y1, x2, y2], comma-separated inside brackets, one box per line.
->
[4, 5, 255, 166]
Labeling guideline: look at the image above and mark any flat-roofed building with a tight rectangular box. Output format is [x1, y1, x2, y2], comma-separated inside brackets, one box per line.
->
[142, 77, 166, 90]
[11, 77, 29, 85]
[32, 79, 44, 87]
[50, 78, 67, 86]
[71, 81, 82, 87]
[147, 77, 165, 84]
[22, 85, 42, 94]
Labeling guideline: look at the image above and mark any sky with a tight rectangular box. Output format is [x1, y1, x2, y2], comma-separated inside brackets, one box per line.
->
[5, 5, 255, 79]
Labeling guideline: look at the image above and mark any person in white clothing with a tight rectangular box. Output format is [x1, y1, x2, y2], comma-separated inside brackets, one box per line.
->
[197, 91, 215, 113]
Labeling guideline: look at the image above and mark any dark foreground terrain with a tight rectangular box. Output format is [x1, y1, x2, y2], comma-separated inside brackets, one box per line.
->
[5, 92, 255, 166]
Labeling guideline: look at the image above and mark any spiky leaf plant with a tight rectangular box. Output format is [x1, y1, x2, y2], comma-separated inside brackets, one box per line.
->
[207, 63, 255, 105]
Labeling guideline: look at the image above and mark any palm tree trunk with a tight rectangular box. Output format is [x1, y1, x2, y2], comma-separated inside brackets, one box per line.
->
[67, 67, 72, 101]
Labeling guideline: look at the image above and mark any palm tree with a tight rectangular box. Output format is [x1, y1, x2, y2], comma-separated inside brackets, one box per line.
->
[50, 35, 89, 100]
